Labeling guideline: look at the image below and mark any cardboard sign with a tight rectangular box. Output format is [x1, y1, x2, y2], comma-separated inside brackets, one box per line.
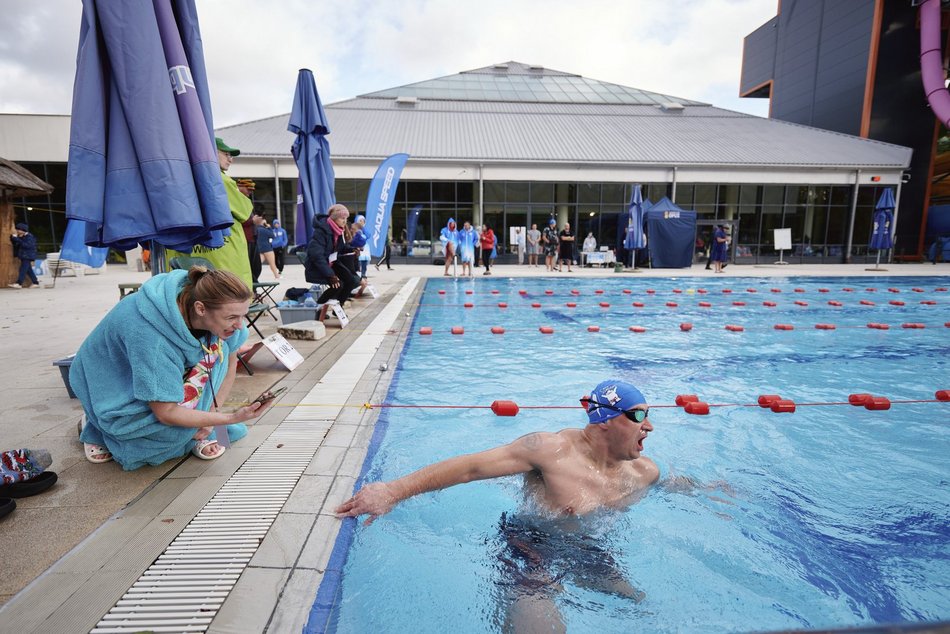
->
[330, 302, 349, 328]
[262, 333, 304, 371]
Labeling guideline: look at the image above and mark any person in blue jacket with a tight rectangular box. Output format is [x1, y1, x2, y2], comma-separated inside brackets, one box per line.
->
[271, 219, 288, 275]
[9, 223, 39, 289]
[440, 218, 460, 277]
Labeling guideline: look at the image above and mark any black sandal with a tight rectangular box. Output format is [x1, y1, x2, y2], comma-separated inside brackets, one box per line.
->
[0, 497, 16, 519]
[0, 471, 58, 498]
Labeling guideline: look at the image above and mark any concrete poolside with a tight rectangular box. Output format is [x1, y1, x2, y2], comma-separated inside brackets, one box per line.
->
[0, 259, 947, 632]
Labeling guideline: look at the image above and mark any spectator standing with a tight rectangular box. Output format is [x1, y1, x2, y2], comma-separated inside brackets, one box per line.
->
[458, 221, 478, 278]
[480, 223, 496, 275]
[527, 223, 541, 267]
[256, 219, 280, 280]
[558, 222, 575, 272]
[514, 227, 525, 265]
[271, 219, 288, 275]
[710, 224, 729, 273]
[9, 223, 39, 289]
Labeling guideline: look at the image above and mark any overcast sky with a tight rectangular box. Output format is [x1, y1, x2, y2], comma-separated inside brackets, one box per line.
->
[0, 0, 776, 127]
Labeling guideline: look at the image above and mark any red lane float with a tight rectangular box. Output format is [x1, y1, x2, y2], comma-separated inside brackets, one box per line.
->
[465, 290, 474, 295]
[722, 289, 733, 294]
[865, 287, 877, 292]
[451, 326, 464, 335]
[865, 397, 891, 411]
[539, 326, 554, 334]
[646, 289, 656, 294]
[587, 325, 601, 332]
[498, 302, 508, 308]
[771, 399, 796, 413]
[571, 289, 580, 295]
[684, 401, 710, 415]
[725, 324, 744, 332]
[815, 323, 836, 330]
[491, 400, 519, 416]
[901, 323, 925, 329]
[623, 289, 632, 294]
[464, 302, 474, 308]
[867, 323, 890, 330]
[936, 288, 948, 292]
[794, 288, 806, 293]
[763, 301, 777, 307]
[746, 288, 758, 293]
[531, 302, 542, 308]
[828, 301, 842, 307]
[672, 289, 682, 294]
[732, 301, 746, 306]
[633, 302, 645, 308]
[519, 290, 528, 295]
[491, 290, 500, 295]
[842, 288, 854, 292]
[921, 300, 937, 305]
[595, 289, 605, 295]
[860, 300, 875, 306]
[758, 394, 782, 407]
[419, 327, 433, 335]
[629, 326, 647, 333]
[438, 290, 446, 295]
[774, 324, 794, 330]
[795, 300, 809, 306]
[600, 302, 611, 308]
[665, 302, 678, 307]
[911, 288, 925, 293]
[680, 323, 693, 331]
[491, 326, 506, 334]
[771, 288, 782, 293]
[566, 302, 577, 308]
[946, 322, 950, 327]
[848, 393, 872, 406]
[888, 288, 900, 293]
[936, 390, 950, 401]
[889, 300, 905, 306]
[697, 288, 708, 294]
[699, 301, 712, 308]
[545, 290, 554, 295]
[675, 394, 699, 406]
[818, 288, 830, 293]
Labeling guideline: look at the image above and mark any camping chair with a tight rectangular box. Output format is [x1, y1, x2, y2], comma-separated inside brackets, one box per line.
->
[168, 255, 215, 271]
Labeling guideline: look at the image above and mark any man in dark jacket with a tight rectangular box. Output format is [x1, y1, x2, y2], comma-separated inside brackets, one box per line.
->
[305, 204, 361, 306]
[10, 223, 40, 289]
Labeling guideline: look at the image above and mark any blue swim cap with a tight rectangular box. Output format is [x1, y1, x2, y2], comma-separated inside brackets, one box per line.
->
[548, 218, 556, 225]
[584, 380, 646, 424]
[354, 214, 366, 224]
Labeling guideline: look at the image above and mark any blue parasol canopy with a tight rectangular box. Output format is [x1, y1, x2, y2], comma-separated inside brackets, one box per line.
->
[624, 184, 647, 250]
[66, 0, 232, 252]
[288, 68, 335, 246]
[869, 188, 895, 250]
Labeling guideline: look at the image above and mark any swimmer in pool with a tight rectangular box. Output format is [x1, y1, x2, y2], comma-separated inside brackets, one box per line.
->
[335, 379, 657, 522]
[336, 379, 656, 632]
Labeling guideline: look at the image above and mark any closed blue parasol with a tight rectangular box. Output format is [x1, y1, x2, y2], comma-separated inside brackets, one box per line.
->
[869, 188, 895, 250]
[622, 185, 646, 268]
[66, 0, 232, 252]
[288, 68, 335, 246]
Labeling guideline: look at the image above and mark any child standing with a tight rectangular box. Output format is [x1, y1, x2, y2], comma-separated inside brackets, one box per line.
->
[9, 223, 39, 289]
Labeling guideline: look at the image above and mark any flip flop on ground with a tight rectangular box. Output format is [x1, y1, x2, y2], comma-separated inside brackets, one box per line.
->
[192, 439, 225, 460]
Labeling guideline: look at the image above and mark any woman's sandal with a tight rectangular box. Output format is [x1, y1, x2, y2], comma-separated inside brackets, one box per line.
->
[84, 443, 113, 464]
[192, 439, 225, 460]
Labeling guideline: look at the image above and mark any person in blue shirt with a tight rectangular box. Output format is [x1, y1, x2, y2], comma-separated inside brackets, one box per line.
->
[458, 221, 478, 277]
[270, 219, 288, 275]
[9, 223, 39, 289]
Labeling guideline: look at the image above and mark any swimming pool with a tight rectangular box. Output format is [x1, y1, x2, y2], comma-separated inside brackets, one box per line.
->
[315, 276, 949, 633]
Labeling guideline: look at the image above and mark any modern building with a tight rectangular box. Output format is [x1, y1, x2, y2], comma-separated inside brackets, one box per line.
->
[740, 0, 932, 259]
[1, 60, 911, 264]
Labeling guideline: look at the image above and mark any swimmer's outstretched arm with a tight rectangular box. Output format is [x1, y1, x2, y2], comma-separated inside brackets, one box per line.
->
[335, 432, 553, 525]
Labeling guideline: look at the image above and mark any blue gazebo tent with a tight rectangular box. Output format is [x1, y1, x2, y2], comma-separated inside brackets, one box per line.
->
[645, 197, 696, 268]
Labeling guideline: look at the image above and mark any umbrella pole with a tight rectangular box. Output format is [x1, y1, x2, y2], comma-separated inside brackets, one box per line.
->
[150, 241, 167, 276]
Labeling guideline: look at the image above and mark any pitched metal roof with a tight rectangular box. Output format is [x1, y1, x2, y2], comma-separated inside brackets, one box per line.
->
[217, 62, 912, 170]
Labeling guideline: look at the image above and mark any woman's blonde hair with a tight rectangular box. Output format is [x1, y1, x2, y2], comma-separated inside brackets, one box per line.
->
[177, 266, 252, 319]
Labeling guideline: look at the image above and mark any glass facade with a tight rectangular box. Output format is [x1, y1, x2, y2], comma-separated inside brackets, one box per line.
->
[8, 161, 891, 265]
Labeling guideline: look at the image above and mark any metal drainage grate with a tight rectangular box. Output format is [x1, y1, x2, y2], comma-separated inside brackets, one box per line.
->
[90, 423, 325, 633]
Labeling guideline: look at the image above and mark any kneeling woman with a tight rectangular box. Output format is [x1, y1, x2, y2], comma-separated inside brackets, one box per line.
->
[71, 267, 271, 469]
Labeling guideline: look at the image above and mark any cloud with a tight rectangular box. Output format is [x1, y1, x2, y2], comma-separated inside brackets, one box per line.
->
[0, 0, 772, 125]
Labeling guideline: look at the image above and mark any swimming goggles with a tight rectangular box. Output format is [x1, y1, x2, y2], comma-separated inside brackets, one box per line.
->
[580, 398, 649, 423]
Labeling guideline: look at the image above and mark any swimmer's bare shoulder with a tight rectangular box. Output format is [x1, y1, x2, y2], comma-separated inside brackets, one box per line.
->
[511, 430, 577, 465]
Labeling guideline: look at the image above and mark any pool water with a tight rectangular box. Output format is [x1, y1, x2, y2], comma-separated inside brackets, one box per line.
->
[320, 277, 950, 633]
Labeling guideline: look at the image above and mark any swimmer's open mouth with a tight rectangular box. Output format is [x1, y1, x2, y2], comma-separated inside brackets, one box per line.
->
[637, 435, 646, 451]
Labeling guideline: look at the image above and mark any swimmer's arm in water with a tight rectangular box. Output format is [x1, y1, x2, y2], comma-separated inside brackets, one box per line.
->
[659, 475, 736, 499]
[335, 432, 554, 525]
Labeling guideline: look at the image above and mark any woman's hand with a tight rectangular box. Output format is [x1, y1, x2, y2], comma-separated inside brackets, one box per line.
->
[329, 275, 341, 288]
[231, 400, 272, 423]
[193, 426, 213, 441]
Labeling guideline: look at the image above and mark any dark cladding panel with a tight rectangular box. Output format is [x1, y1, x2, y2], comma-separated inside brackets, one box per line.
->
[740, 17, 778, 96]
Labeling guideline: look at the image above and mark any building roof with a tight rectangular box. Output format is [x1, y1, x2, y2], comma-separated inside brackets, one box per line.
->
[0, 157, 53, 197]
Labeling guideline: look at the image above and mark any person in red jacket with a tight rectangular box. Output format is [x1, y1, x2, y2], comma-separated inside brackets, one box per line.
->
[480, 223, 496, 275]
